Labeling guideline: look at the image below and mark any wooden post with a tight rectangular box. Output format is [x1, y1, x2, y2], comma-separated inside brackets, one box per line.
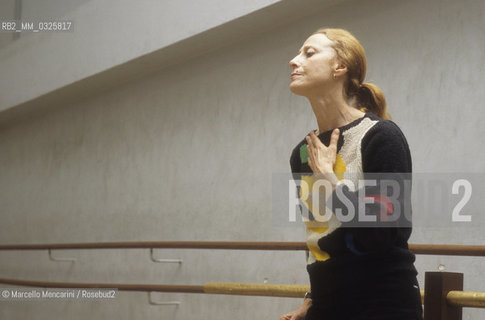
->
[424, 272, 463, 320]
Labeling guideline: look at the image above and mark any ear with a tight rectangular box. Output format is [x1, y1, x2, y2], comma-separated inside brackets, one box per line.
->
[334, 61, 348, 78]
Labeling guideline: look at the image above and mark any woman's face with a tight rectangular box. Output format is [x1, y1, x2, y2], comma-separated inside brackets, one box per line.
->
[289, 33, 339, 96]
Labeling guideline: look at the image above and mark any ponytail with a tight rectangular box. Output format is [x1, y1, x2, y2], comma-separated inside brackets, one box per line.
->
[356, 82, 391, 120]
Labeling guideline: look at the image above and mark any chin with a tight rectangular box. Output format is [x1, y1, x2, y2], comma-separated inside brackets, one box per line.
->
[289, 83, 308, 96]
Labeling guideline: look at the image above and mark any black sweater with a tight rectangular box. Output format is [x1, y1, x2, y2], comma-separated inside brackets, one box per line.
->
[290, 112, 418, 299]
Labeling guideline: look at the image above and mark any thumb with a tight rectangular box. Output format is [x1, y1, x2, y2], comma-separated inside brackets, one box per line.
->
[329, 128, 340, 151]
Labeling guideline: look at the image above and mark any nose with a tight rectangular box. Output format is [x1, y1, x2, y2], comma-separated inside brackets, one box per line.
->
[289, 55, 299, 69]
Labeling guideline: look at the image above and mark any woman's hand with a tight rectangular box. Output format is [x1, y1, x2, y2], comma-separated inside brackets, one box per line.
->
[306, 128, 340, 174]
[279, 309, 306, 320]
[279, 299, 311, 320]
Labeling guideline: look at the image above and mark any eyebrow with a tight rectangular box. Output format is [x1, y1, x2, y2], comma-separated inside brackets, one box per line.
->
[298, 45, 317, 54]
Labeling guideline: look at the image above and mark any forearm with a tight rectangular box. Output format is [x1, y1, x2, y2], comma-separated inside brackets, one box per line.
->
[298, 296, 312, 314]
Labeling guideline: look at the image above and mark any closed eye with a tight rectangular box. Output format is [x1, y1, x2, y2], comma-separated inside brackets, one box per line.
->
[298, 45, 317, 57]
[305, 51, 315, 57]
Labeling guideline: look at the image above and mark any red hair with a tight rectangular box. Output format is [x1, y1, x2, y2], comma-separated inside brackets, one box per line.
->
[313, 28, 391, 120]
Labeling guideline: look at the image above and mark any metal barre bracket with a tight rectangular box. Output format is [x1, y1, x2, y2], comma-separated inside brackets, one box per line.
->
[48, 249, 76, 262]
[149, 248, 182, 264]
[147, 292, 181, 306]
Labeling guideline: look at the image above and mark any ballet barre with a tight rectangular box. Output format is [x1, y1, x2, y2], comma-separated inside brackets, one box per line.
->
[0, 241, 485, 256]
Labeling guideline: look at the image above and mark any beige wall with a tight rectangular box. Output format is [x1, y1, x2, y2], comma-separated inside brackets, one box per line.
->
[1, 0, 485, 319]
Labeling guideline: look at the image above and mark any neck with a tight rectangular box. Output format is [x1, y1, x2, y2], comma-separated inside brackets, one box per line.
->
[307, 90, 364, 134]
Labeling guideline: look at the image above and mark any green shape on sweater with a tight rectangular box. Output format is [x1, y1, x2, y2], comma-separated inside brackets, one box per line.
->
[300, 144, 308, 164]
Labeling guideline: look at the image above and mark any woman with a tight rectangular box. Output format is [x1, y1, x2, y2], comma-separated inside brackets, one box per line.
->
[280, 29, 422, 319]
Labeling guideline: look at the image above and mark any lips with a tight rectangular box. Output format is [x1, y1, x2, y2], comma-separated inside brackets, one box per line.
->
[291, 73, 302, 79]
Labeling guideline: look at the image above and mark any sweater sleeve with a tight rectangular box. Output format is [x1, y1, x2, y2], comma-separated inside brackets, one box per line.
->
[319, 120, 413, 255]
[361, 120, 412, 174]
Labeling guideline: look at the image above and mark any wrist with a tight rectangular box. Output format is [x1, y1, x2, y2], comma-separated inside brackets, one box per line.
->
[328, 173, 341, 188]
[314, 172, 341, 189]
[304, 291, 312, 300]
[300, 296, 312, 311]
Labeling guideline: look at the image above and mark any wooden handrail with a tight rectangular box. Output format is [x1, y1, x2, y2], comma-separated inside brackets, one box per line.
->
[0, 241, 305, 251]
[0, 241, 484, 256]
[1, 277, 484, 308]
[203, 282, 308, 297]
[410, 244, 485, 257]
[447, 291, 485, 308]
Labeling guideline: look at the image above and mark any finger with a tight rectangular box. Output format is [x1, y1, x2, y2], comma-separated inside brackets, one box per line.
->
[306, 143, 312, 159]
[309, 130, 323, 147]
[329, 128, 340, 152]
[307, 152, 315, 172]
[306, 143, 314, 162]
[305, 134, 313, 149]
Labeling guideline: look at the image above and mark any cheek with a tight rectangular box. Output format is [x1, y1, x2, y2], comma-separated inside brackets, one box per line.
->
[306, 65, 332, 85]
[313, 59, 333, 77]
